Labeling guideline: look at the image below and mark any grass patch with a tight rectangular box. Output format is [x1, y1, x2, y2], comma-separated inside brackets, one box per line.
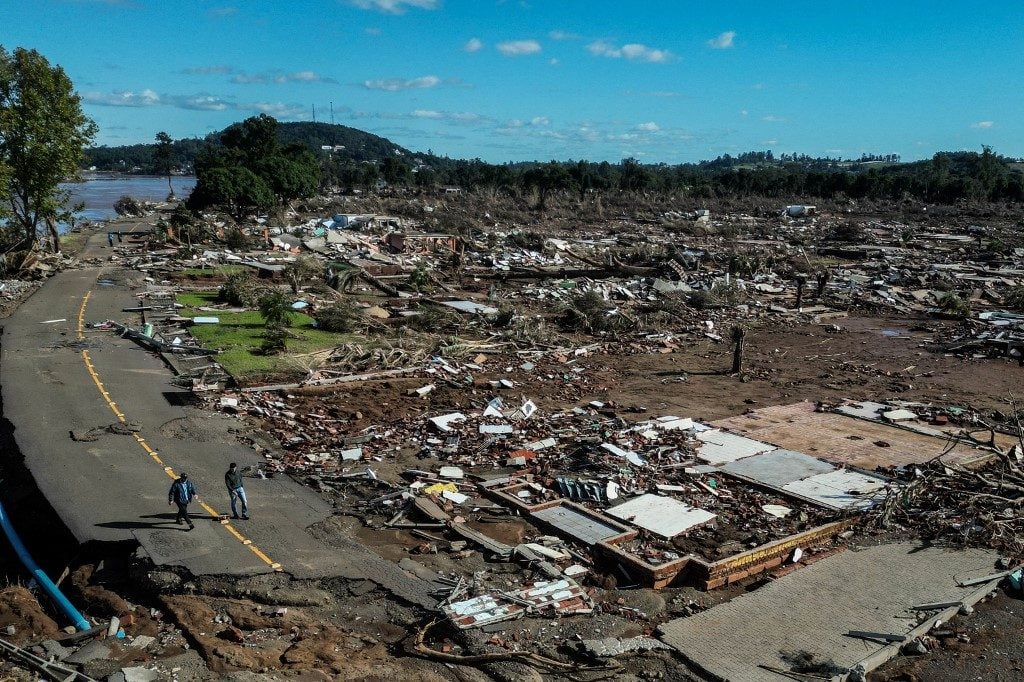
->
[179, 264, 246, 278]
[177, 291, 353, 379]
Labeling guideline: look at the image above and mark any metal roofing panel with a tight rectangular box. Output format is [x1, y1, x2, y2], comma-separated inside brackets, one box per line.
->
[696, 430, 775, 465]
[781, 470, 889, 510]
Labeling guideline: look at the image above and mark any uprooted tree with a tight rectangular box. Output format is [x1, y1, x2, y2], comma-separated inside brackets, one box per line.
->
[0, 46, 97, 252]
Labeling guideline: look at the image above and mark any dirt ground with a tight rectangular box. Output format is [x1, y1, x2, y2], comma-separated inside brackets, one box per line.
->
[871, 589, 1024, 682]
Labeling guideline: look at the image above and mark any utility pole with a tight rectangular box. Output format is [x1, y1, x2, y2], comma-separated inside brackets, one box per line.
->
[330, 101, 334, 125]
[312, 103, 316, 122]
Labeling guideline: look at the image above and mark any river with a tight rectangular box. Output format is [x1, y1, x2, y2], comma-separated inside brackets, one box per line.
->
[62, 175, 196, 224]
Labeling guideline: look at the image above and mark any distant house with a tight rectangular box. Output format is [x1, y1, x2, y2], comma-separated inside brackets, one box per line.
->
[443, 186, 463, 195]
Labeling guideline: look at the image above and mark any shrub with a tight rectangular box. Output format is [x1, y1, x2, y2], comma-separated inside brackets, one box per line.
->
[938, 292, 971, 318]
[316, 301, 359, 333]
[219, 271, 263, 307]
[560, 290, 620, 333]
[1005, 286, 1024, 311]
[113, 195, 143, 217]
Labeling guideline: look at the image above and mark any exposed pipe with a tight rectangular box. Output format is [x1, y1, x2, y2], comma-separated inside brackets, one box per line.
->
[0, 499, 90, 631]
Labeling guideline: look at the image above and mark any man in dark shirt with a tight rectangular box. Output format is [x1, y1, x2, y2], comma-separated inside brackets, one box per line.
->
[168, 473, 198, 531]
[224, 462, 249, 520]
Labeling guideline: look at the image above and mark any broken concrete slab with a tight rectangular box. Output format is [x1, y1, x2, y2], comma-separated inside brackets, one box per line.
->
[659, 542, 1001, 682]
[607, 494, 716, 538]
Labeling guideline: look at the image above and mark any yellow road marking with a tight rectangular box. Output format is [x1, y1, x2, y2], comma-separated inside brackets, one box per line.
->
[77, 292, 281, 572]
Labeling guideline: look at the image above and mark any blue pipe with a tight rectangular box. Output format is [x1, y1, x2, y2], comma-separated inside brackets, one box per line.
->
[0, 499, 90, 631]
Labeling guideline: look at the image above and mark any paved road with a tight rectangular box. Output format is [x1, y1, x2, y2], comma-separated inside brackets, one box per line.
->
[1, 222, 434, 606]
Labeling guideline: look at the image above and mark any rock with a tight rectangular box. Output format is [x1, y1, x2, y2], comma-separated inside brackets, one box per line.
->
[107, 667, 161, 682]
[39, 638, 73, 661]
[902, 639, 928, 655]
[218, 626, 245, 644]
[141, 571, 183, 592]
[64, 639, 115, 665]
[128, 635, 156, 649]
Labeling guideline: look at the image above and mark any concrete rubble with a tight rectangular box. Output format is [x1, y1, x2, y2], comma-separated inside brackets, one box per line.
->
[5, 196, 1024, 681]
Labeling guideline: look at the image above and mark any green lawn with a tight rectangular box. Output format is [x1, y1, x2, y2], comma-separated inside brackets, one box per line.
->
[179, 264, 247, 278]
[176, 291, 352, 379]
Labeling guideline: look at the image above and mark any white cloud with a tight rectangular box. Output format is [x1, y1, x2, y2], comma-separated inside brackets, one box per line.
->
[708, 31, 736, 49]
[464, 37, 483, 53]
[740, 109, 749, 116]
[363, 75, 441, 91]
[410, 110, 489, 125]
[83, 89, 233, 111]
[587, 40, 671, 63]
[364, 27, 382, 35]
[762, 115, 786, 122]
[497, 39, 542, 56]
[232, 70, 336, 84]
[636, 121, 660, 131]
[82, 89, 160, 107]
[182, 64, 234, 75]
[348, 0, 437, 14]
[971, 120, 994, 129]
[248, 102, 307, 119]
[549, 58, 559, 66]
[531, 116, 550, 126]
[548, 30, 578, 41]
[166, 94, 231, 111]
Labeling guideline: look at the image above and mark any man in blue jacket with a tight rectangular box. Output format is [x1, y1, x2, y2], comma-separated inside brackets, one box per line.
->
[168, 473, 198, 531]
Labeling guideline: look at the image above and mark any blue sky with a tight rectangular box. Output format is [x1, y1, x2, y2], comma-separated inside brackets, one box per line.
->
[6, 1, 1021, 163]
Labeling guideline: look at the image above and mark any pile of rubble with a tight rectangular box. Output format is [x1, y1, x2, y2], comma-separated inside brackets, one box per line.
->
[872, 445, 1024, 555]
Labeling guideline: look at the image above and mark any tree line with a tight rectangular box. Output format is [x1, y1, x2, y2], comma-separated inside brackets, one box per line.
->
[92, 115, 1024, 211]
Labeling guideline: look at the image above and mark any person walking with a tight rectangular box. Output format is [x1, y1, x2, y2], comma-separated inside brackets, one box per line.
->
[224, 463, 249, 520]
[168, 473, 198, 531]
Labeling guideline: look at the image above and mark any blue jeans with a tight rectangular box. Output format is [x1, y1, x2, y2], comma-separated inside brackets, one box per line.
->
[229, 487, 248, 517]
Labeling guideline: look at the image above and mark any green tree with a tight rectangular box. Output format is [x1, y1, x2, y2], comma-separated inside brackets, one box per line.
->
[258, 290, 293, 354]
[0, 46, 97, 251]
[154, 131, 176, 199]
[381, 156, 411, 186]
[521, 161, 569, 211]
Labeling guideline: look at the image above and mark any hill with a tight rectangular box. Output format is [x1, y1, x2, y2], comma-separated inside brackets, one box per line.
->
[83, 122, 413, 174]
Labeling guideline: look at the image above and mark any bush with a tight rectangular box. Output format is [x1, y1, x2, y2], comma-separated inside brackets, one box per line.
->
[688, 281, 742, 310]
[1006, 286, 1024, 311]
[224, 227, 251, 251]
[397, 304, 460, 332]
[284, 255, 323, 293]
[407, 264, 431, 293]
[113, 195, 143, 217]
[938, 292, 971, 318]
[560, 290, 620, 333]
[219, 271, 263, 307]
[260, 326, 288, 355]
[316, 301, 359, 332]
